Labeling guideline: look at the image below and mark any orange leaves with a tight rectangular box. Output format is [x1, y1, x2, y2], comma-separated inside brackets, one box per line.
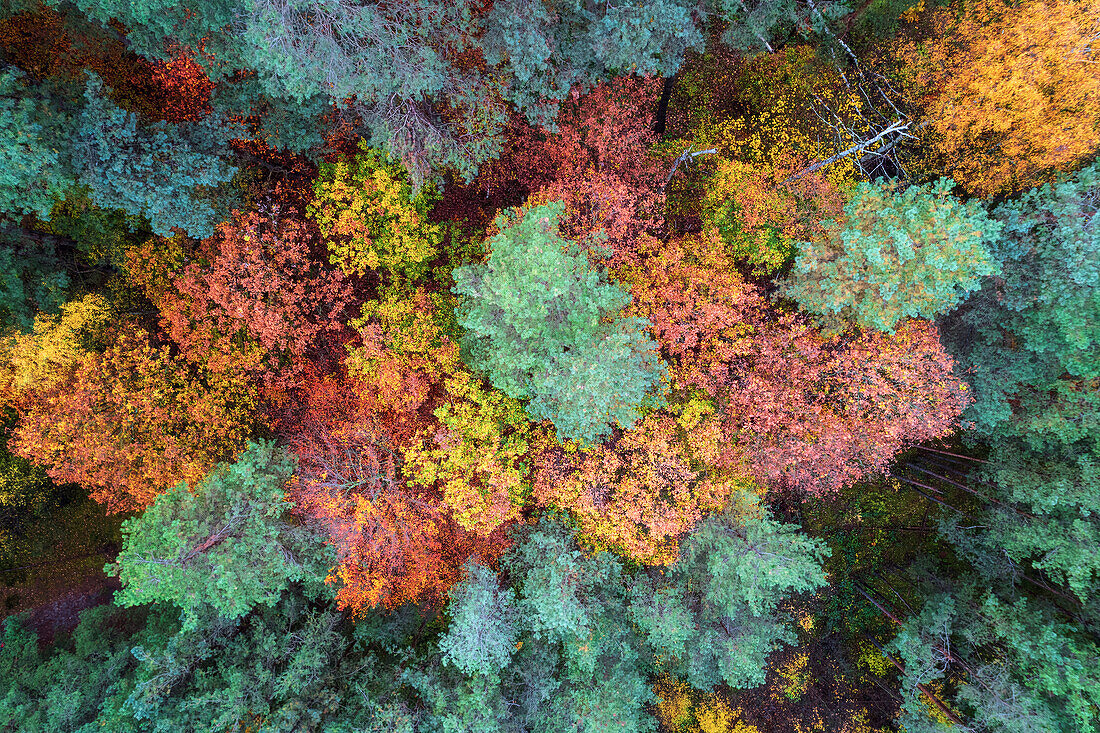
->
[893, 0, 1100, 194]
[9, 326, 259, 512]
[532, 414, 741, 565]
[281, 372, 512, 614]
[129, 206, 354, 394]
[482, 76, 669, 265]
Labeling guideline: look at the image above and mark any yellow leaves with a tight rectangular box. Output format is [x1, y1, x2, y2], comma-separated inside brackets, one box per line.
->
[308, 141, 443, 282]
[654, 675, 760, 733]
[1, 292, 112, 403]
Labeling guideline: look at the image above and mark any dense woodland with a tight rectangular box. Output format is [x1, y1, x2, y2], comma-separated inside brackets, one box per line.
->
[0, 0, 1098, 730]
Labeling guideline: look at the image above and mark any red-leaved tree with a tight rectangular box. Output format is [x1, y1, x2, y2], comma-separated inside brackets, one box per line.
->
[623, 232, 970, 495]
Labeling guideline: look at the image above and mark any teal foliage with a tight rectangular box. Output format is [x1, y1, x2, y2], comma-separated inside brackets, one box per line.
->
[73, 73, 237, 238]
[706, 0, 850, 51]
[452, 202, 668, 445]
[0, 228, 70, 333]
[630, 499, 830, 690]
[412, 518, 657, 733]
[941, 163, 1100, 601]
[0, 66, 76, 220]
[1, 68, 237, 238]
[785, 178, 1001, 332]
[437, 562, 519, 677]
[107, 441, 334, 628]
[480, 0, 703, 128]
[887, 576, 1100, 733]
[0, 604, 158, 732]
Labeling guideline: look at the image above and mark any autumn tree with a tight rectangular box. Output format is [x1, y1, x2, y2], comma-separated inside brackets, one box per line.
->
[700, 154, 845, 276]
[308, 142, 444, 283]
[623, 232, 968, 494]
[402, 370, 530, 536]
[453, 202, 667, 445]
[128, 205, 354, 393]
[7, 323, 258, 512]
[343, 286, 463, 441]
[530, 413, 743, 565]
[892, 0, 1100, 195]
[281, 370, 510, 614]
[482, 76, 670, 267]
[783, 178, 1002, 332]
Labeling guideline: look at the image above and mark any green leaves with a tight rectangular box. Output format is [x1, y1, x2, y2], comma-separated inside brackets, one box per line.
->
[785, 178, 1001, 332]
[108, 441, 332, 626]
[453, 202, 667, 445]
[438, 562, 519, 677]
[631, 496, 830, 690]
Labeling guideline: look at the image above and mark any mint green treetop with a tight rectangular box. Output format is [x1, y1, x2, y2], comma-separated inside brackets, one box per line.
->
[452, 202, 667, 445]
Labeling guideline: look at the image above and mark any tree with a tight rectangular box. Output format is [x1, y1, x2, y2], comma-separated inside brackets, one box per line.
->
[700, 154, 845, 276]
[402, 370, 530, 536]
[891, 0, 1100, 195]
[531, 413, 743, 565]
[308, 142, 444, 282]
[887, 576, 1100, 732]
[479, 0, 703, 129]
[629, 496, 830, 691]
[108, 441, 332, 627]
[453, 202, 668, 445]
[941, 162, 1100, 600]
[128, 205, 354, 392]
[783, 178, 1001, 333]
[281, 372, 510, 614]
[624, 232, 969, 494]
[9, 324, 259, 512]
[0, 67, 238, 237]
[481, 76, 670, 268]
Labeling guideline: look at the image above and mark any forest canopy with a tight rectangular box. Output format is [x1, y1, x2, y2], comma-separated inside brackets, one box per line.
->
[1, 0, 1098, 731]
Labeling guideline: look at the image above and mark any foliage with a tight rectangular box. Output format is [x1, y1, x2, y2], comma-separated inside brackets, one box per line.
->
[453, 202, 668, 445]
[344, 286, 462, 424]
[887, 576, 1100, 733]
[700, 154, 844, 275]
[108, 441, 332, 627]
[783, 178, 1002, 332]
[308, 142, 444, 282]
[630, 496, 830, 690]
[128, 205, 354, 391]
[942, 162, 1100, 600]
[482, 75, 671, 267]
[403, 370, 530, 535]
[480, 0, 702, 129]
[531, 413, 744, 564]
[9, 325, 258, 512]
[890, 0, 1100, 195]
[623, 232, 969, 494]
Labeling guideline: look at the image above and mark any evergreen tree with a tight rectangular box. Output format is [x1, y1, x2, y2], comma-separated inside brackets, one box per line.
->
[453, 202, 667, 445]
[784, 178, 1001, 333]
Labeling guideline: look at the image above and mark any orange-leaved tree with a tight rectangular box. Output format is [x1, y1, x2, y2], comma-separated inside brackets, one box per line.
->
[7, 322, 258, 512]
[892, 0, 1100, 195]
[531, 413, 746, 565]
[281, 370, 510, 613]
[128, 204, 354, 394]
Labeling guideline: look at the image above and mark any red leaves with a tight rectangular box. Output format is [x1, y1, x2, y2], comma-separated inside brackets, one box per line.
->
[129, 206, 355, 396]
[481, 76, 670, 266]
[625, 233, 969, 496]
